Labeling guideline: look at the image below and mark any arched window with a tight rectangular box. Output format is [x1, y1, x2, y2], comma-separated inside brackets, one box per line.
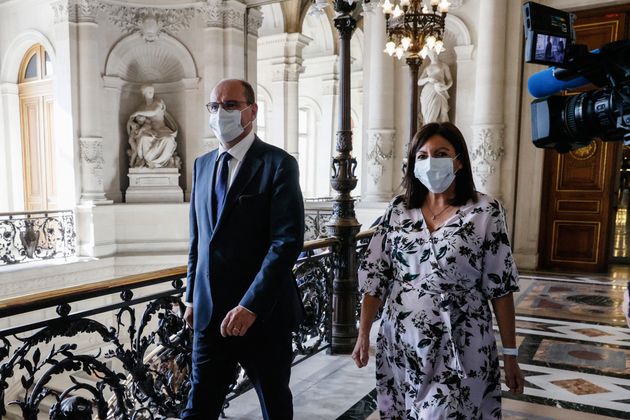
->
[19, 44, 53, 83]
[18, 44, 56, 210]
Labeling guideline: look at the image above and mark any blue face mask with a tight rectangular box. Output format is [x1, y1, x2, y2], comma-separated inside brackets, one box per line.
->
[413, 156, 457, 193]
[209, 106, 252, 143]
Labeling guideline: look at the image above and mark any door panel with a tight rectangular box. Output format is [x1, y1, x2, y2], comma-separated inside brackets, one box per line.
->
[538, 7, 628, 272]
[21, 96, 45, 211]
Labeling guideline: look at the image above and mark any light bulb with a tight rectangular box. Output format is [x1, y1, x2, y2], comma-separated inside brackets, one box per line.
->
[431, 0, 439, 6]
[422, 5, 429, 13]
[382, 0, 393, 14]
[438, 0, 449, 12]
[426, 35, 437, 49]
[395, 46, 404, 60]
[392, 5, 403, 18]
[401, 37, 412, 51]
[400, 0, 410, 7]
[385, 41, 396, 56]
[419, 46, 429, 59]
[434, 40, 444, 54]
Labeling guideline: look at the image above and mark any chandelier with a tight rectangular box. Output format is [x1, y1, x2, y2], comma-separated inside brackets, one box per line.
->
[382, 0, 450, 60]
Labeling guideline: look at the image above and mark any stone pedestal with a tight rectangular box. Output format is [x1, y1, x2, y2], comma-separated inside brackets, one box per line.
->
[126, 168, 183, 203]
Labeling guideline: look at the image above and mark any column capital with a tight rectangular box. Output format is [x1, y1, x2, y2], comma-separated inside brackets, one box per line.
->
[199, 0, 224, 28]
[247, 6, 264, 36]
[223, 0, 247, 30]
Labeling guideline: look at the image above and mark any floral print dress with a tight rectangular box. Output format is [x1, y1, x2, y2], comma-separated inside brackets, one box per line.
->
[359, 193, 519, 420]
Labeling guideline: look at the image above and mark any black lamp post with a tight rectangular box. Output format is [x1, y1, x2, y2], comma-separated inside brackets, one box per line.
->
[325, 0, 362, 354]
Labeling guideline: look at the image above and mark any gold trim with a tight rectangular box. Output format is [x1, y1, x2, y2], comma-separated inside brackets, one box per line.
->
[574, 21, 619, 42]
[550, 220, 600, 264]
[555, 141, 609, 193]
[555, 199, 601, 214]
[570, 142, 597, 160]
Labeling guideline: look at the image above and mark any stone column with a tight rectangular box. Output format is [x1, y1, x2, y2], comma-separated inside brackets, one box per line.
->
[269, 33, 310, 160]
[74, 0, 111, 204]
[471, 0, 507, 199]
[363, 2, 396, 202]
[0, 83, 21, 210]
[223, 0, 247, 79]
[200, 0, 225, 150]
[246, 7, 263, 95]
[50, 0, 80, 207]
[317, 68, 339, 197]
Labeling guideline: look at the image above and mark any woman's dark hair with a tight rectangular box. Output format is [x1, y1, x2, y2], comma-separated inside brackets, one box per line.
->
[402, 122, 477, 209]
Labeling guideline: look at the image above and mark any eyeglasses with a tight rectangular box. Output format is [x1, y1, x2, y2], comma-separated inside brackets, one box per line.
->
[206, 100, 250, 114]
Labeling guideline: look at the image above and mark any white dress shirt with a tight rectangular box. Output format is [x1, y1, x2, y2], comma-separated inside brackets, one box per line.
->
[215, 130, 256, 190]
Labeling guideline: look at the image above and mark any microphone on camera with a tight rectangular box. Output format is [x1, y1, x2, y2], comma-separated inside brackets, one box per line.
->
[527, 67, 590, 98]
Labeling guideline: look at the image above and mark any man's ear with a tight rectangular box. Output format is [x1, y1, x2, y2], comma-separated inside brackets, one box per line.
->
[250, 103, 259, 120]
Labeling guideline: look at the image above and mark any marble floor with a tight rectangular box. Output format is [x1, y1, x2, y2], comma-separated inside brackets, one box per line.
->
[224, 268, 630, 419]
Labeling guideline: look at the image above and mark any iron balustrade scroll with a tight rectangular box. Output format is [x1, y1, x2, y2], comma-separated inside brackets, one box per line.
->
[0, 232, 372, 419]
[0, 210, 76, 266]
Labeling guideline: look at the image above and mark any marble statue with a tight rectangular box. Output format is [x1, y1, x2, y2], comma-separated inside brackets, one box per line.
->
[418, 50, 453, 124]
[127, 85, 180, 169]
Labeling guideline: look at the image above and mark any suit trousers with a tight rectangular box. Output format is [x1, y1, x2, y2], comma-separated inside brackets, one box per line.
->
[181, 318, 294, 420]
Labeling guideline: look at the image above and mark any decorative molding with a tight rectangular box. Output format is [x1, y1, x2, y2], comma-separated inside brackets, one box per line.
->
[76, 0, 98, 23]
[272, 63, 304, 82]
[471, 125, 505, 187]
[449, 0, 465, 8]
[97, 3, 198, 42]
[79, 137, 110, 203]
[223, 1, 246, 31]
[247, 7, 264, 36]
[51, 0, 70, 24]
[362, 1, 381, 14]
[199, 0, 223, 28]
[366, 130, 395, 185]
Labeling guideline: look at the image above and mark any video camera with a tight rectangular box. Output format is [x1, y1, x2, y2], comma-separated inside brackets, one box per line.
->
[523, 1, 630, 153]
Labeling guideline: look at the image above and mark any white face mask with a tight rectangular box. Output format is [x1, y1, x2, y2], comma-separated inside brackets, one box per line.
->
[414, 156, 457, 193]
[209, 106, 252, 143]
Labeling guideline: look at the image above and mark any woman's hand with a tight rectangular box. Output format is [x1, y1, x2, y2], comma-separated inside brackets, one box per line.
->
[351, 333, 370, 368]
[503, 356, 524, 394]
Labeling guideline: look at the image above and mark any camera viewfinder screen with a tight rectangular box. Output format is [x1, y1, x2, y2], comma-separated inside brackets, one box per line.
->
[535, 34, 567, 65]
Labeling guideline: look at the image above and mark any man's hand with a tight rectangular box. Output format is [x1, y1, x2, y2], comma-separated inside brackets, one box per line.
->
[184, 306, 193, 329]
[220, 305, 257, 337]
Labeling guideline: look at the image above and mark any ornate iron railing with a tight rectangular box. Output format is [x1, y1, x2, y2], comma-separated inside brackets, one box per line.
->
[304, 209, 333, 240]
[0, 232, 373, 419]
[0, 210, 76, 266]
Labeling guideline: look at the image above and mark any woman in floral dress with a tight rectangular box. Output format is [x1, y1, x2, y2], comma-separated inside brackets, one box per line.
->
[352, 122, 524, 419]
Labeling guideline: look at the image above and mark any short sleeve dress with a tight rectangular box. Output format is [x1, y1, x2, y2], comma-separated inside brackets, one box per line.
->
[358, 193, 519, 420]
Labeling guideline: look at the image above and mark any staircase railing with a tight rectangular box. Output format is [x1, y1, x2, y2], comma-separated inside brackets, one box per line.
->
[0, 210, 76, 266]
[0, 230, 373, 419]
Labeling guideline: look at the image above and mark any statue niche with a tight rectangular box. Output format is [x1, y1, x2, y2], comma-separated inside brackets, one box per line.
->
[125, 85, 184, 203]
[127, 85, 181, 169]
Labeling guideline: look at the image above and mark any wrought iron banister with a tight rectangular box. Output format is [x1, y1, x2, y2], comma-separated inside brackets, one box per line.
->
[0, 230, 374, 419]
[0, 209, 76, 266]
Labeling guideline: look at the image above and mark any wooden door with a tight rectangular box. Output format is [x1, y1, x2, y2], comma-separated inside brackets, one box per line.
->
[538, 7, 629, 272]
[19, 45, 56, 211]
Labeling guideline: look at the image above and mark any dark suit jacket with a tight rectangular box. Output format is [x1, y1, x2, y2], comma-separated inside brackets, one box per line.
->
[185, 137, 305, 333]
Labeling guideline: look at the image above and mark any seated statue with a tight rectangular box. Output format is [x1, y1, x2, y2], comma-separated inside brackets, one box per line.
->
[127, 85, 181, 169]
[418, 49, 453, 124]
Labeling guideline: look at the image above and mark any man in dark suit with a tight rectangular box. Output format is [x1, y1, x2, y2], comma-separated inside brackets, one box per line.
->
[181, 79, 305, 420]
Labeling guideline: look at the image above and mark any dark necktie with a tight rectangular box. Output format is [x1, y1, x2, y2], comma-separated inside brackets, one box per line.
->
[213, 152, 232, 224]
